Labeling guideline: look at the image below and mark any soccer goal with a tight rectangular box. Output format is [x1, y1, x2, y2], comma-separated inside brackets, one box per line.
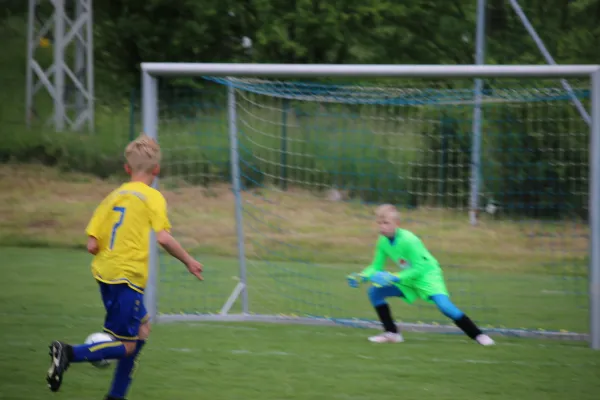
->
[141, 63, 600, 348]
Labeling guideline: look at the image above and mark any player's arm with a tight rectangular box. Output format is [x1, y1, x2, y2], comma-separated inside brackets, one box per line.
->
[360, 237, 387, 278]
[155, 231, 191, 264]
[85, 196, 111, 255]
[150, 194, 203, 280]
[87, 237, 99, 255]
[348, 238, 386, 288]
[156, 231, 203, 281]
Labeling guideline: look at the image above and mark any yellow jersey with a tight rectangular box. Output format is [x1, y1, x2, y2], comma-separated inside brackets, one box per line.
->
[85, 181, 171, 293]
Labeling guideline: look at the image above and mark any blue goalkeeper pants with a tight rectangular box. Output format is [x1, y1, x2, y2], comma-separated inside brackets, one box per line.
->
[367, 285, 464, 320]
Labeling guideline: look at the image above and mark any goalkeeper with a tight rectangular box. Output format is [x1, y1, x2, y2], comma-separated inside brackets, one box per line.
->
[347, 204, 494, 346]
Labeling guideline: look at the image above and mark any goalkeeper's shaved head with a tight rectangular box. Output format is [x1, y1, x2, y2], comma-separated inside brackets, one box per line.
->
[375, 204, 399, 237]
[375, 204, 399, 221]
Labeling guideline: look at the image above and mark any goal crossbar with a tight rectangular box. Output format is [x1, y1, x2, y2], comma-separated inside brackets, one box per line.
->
[141, 62, 600, 349]
[141, 62, 600, 78]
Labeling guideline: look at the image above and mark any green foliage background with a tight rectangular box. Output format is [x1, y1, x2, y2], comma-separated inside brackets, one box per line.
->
[1, 0, 599, 218]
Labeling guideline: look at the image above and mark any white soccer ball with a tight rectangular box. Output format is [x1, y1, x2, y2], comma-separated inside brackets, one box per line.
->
[84, 332, 116, 368]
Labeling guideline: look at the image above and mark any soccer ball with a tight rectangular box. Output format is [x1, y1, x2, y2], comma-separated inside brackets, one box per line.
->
[84, 332, 116, 368]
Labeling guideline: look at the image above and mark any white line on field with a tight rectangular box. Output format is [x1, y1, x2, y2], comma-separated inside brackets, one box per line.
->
[169, 348, 193, 353]
[292, 329, 590, 350]
[359, 354, 598, 368]
[333, 395, 372, 400]
[541, 290, 570, 295]
[184, 322, 259, 331]
[1, 314, 589, 352]
[230, 349, 294, 356]
[163, 347, 597, 368]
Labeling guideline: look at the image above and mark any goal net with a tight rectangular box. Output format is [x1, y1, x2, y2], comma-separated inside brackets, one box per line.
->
[144, 64, 598, 341]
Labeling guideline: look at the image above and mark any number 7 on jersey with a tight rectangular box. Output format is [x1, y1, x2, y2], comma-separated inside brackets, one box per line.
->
[110, 206, 126, 250]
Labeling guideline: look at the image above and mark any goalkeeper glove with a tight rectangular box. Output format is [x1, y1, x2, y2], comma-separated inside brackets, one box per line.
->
[347, 273, 367, 288]
[370, 271, 400, 288]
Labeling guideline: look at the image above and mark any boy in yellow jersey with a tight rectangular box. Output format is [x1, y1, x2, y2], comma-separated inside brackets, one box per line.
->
[46, 135, 203, 399]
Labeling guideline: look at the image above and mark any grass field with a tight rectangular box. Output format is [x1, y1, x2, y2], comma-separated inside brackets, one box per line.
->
[0, 164, 589, 334]
[1, 246, 599, 400]
[0, 164, 596, 399]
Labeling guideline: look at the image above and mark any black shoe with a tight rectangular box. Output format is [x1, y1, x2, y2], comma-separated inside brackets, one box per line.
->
[47, 341, 70, 392]
[105, 397, 126, 400]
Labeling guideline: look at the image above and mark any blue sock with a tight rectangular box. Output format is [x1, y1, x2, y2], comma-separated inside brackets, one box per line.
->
[430, 294, 464, 320]
[70, 341, 127, 363]
[108, 340, 146, 399]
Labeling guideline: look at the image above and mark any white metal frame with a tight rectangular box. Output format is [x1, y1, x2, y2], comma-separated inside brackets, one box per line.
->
[141, 63, 600, 349]
[26, 0, 94, 132]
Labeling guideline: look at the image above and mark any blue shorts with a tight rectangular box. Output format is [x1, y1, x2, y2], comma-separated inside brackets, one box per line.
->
[98, 281, 148, 341]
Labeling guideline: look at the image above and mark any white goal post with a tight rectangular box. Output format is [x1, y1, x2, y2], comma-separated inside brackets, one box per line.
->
[141, 63, 600, 349]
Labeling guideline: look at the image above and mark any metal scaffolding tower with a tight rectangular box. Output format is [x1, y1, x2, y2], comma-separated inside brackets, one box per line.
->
[26, 0, 94, 132]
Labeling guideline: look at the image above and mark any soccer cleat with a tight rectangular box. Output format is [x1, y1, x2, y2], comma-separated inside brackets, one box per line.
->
[475, 334, 495, 346]
[47, 341, 70, 392]
[368, 332, 404, 343]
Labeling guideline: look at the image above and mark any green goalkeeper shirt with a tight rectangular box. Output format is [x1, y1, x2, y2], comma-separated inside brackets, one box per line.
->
[360, 228, 441, 282]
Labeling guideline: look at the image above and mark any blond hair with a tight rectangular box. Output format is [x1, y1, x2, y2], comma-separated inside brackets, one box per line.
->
[124, 134, 161, 174]
[375, 204, 399, 221]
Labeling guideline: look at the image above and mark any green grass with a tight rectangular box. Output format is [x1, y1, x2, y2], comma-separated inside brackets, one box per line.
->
[1, 246, 599, 400]
[0, 165, 590, 333]
[160, 254, 589, 333]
